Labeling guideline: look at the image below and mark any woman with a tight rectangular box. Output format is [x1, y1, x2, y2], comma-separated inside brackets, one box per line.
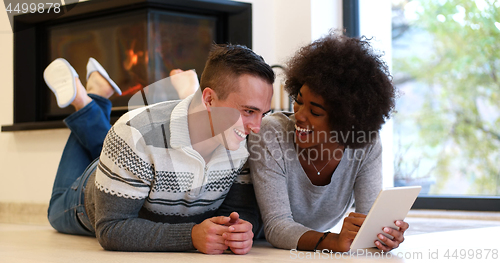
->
[249, 32, 406, 252]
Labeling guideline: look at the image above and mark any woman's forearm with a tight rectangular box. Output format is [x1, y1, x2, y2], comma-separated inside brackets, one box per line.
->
[297, 230, 341, 251]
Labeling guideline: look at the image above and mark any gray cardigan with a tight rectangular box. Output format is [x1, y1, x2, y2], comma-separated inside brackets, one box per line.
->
[248, 112, 382, 249]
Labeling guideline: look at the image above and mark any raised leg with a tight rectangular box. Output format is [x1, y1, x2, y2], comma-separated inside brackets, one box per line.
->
[46, 58, 119, 236]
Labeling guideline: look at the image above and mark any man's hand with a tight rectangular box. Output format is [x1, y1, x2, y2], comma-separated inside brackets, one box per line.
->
[191, 216, 231, 254]
[374, 220, 409, 252]
[222, 212, 254, 255]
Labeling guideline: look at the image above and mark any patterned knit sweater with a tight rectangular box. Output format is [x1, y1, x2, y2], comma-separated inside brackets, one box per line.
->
[84, 94, 256, 251]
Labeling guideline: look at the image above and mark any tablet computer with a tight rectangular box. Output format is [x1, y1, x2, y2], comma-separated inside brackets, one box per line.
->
[349, 186, 421, 251]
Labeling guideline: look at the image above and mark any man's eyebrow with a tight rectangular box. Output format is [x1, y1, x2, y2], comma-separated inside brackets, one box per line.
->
[310, 101, 326, 111]
[241, 105, 262, 112]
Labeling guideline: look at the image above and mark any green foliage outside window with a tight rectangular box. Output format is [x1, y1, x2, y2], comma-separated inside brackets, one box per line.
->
[392, 0, 500, 195]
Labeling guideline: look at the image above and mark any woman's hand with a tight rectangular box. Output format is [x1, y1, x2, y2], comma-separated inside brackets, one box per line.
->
[374, 220, 409, 252]
[330, 212, 366, 252]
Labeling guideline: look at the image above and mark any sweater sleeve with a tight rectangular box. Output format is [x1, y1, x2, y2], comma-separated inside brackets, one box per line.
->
[353, 136, 383, 214]
[248, 123, 312, 250]
[92, 124, 196, 252]
[93, 187, 195, 251]
[214, 162, 261, 234]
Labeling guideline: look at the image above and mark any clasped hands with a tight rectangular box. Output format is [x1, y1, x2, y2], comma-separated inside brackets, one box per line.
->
[192, 212, 253, 255]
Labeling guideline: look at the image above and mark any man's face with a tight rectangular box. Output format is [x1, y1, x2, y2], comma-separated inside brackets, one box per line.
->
[209, 74, 273, 150]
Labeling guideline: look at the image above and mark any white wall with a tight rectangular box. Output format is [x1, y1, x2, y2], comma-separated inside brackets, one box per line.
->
[235, 0, 314, 66]
[0, 5, 70, 204]
[311, 0, 343, 41]
[0, 0, 343, 205]
[359, 0, 394, 188]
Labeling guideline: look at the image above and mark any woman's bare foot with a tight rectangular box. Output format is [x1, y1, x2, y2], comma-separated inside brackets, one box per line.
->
[170, 69, 184, 76]
[71, 77, 92, 111]
[169, 69, 199, 99]
[86, 72, 115, 99]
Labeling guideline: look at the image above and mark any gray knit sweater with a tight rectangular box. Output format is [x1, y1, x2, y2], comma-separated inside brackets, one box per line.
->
[248, 112, 382, 249]
[84, 95, 259, 251]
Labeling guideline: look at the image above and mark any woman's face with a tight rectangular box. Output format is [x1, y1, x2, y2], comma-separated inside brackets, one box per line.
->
[293, 84, 335, 150]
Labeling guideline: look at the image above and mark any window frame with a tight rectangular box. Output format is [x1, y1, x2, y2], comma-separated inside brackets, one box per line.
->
[346, 0, 500, 212]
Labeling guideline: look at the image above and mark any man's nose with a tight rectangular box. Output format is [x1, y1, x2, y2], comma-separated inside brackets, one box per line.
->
[246, 116, 262, 134]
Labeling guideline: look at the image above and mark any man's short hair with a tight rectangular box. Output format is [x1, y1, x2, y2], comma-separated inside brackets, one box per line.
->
[200, 44, 275, 100]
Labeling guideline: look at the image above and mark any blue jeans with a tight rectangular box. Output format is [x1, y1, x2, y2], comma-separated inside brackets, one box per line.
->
[47, 94, 111, 236]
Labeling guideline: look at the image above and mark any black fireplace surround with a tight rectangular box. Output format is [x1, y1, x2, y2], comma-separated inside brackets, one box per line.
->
[2, 0, 251, 131]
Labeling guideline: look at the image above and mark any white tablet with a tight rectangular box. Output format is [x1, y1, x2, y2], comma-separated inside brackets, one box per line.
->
[349, 186, 421, 251]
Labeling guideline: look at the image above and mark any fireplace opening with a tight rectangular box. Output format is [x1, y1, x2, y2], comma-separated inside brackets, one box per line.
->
[47, 9, 216, 119]
[2, 0, 251, 131]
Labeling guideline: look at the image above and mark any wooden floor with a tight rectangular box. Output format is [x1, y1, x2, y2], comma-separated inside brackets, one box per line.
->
[1, 221, 499, 263]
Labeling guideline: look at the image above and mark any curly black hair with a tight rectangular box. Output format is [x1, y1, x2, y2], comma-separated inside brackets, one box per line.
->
[285, 32, 396, 149]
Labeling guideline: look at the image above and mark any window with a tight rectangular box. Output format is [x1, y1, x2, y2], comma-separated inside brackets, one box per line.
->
[391, 0, 500, 210]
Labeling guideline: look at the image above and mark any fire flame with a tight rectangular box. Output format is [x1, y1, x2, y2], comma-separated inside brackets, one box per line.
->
[123, 40, 148, 95]
[124, 40, 144, 70]
[121, 83, 144, 96]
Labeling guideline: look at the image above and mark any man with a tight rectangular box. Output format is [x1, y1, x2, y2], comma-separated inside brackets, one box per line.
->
[46, 44, 274, 254]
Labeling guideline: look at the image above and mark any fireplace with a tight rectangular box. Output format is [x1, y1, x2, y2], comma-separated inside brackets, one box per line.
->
[2, 0, 251, 131]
